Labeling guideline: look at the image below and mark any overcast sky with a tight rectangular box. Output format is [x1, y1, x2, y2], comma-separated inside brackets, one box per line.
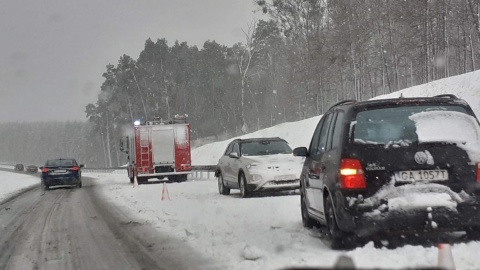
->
[0, 0, 262, 123]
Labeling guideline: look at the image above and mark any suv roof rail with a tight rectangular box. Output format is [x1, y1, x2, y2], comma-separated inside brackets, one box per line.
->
[434, 94, 458, 99]
[328, 100, 356, 110]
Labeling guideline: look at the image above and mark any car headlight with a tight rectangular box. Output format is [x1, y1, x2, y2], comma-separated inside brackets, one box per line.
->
[251, 174, 263, 182]
[246, 163, 260, 170]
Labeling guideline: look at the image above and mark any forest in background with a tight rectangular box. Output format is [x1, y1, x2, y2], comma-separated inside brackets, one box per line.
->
[3, 0, 480, 166]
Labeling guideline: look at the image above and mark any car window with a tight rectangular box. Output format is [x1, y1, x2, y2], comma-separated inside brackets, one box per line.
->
[240, 140, 292, 156]
[352, 105, 468, 145]
[224, 143, 234, 156]
[309, 116, 325, 156]
[309, 113, 334, 160]
[319, 113, 334, 152]
[232, 143, 240, 155]
[46, 159, 76, 166]
[331, 111, 345, 149]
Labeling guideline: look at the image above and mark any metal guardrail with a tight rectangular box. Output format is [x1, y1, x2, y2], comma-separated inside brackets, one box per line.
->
[192, 165, 216, 172]
[1, 164, 218, 179]
[82, 165, 216, 172]
[81, 165, 217, 179]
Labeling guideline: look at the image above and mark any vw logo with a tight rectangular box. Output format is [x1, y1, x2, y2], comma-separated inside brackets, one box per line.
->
[414, 151, 429, 165]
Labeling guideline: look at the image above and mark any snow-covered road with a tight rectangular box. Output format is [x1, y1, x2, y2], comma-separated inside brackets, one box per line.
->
[91, 173, 480, 270]
[0, 173, 217, 270]
[1, 168, 480, 269]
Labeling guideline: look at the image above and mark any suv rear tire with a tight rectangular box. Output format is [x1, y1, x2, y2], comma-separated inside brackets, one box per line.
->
[325, 197, 356, 249]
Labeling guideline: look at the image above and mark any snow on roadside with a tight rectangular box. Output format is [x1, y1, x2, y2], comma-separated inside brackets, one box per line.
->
[191, 116, 321, 166]
[192, 70, 480, 167]
[0, 170, 39, 201]
[91, 173, 480, 270]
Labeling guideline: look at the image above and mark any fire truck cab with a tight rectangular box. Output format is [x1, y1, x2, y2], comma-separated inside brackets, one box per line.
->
[120, 115, 192, 183]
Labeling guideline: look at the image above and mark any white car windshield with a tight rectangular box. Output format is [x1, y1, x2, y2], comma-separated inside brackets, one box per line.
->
[241, 140, 292, 156]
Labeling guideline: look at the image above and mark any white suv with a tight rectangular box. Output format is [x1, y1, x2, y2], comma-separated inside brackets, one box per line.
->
[215, 138, 303, 198]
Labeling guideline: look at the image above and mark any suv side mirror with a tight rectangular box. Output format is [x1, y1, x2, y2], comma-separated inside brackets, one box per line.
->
[293, 147, 308, 157]
[229, 152, 239, 158]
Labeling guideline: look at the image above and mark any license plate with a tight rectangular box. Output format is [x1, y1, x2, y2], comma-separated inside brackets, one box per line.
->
[274, 174, 296, 181]
[52, 170, 67, 174]
[394, 170, 448, 182]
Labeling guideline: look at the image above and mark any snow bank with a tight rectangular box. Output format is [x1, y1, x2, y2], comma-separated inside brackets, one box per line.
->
[372, 70, 480, 117]
[193, 70, 480, 166]
[191, 116, 321, 165]
[0, 171, 39, 201]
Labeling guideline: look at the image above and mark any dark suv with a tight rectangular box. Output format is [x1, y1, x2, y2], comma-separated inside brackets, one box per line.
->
[293, 94, 480, 249]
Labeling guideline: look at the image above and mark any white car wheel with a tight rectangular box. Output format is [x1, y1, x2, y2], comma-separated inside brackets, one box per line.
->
[239, 173, 249, 198]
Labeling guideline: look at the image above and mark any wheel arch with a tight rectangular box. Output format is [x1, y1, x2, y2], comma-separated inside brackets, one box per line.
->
[324, 185, 355, 232]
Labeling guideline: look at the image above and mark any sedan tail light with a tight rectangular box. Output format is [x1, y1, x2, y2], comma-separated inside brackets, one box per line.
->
[339, 158, 366, 189]
[71, 166, 79, 171]
[42, 167, 49, 173]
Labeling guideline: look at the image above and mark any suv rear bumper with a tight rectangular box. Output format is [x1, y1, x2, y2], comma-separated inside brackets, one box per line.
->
[351, 201, 480, 237]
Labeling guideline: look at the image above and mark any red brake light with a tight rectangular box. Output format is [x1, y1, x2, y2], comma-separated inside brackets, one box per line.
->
[476, 163, 480, 183]
[42, 167, 49, 173]
[339, 158, 366, 189]
[72, 166, 79, 171]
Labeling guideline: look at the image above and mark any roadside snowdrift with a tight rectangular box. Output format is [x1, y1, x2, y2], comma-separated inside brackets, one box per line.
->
[0, 171, 39, 201]
[192, 70, 480, 166]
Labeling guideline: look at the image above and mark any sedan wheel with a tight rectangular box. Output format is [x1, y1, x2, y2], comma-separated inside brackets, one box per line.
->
[217, 173, 230, 195]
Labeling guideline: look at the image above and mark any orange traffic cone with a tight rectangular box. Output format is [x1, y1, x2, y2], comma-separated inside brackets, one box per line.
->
[133, 176, 139, 188]
[161, 182, 170, 200]
[438, 243, 455, 270]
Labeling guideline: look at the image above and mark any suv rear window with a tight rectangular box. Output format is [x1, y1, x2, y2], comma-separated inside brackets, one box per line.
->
[352, 105, 469, 145]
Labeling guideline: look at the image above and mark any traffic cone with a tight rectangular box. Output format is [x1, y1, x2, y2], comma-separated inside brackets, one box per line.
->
[438, 243, 455, 270]
[161, 182, 170, 200]
[133, 176, 139, 188]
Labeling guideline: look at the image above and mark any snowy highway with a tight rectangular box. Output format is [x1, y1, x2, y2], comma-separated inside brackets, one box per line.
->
[0, 173, 217, 270]
[1, 170, 480, 269]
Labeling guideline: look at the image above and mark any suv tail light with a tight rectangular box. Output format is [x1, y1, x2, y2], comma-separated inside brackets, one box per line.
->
[476, 163, 480, 183]
[42, 167, 49, 173]
[340, 158, 366, 189]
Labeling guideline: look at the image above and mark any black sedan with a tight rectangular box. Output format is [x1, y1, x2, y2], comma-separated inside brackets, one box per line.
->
[40, 158, 84, 190]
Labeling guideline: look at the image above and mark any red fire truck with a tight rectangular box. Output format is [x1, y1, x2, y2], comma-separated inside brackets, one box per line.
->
[120, 115, 192, 183]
